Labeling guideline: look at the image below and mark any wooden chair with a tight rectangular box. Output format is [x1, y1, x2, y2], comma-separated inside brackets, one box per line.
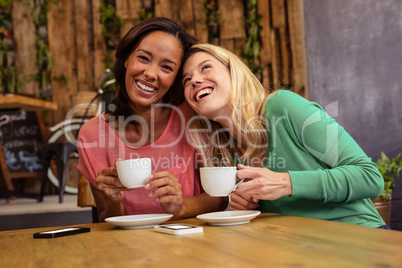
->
[77, 175, 98, 223]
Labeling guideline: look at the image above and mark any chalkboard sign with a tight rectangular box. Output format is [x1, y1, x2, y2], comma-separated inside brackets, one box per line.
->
[0, 111, 43, 173]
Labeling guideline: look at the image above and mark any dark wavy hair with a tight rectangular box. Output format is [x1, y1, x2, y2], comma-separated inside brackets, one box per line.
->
[108, 17, 198, 118]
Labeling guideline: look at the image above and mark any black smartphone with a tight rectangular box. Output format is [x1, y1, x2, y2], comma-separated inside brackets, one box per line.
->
[33, 227, 90, 239]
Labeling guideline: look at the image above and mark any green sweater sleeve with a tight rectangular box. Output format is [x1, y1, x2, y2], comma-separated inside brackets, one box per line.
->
[268, 91, 384, 203]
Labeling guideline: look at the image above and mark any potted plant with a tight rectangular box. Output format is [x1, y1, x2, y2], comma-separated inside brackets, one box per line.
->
[372, 152, 402, 225]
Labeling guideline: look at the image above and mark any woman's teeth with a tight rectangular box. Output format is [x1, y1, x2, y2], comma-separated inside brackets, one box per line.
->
[195, 88, 213, 102]
[137, 81, 156, 92]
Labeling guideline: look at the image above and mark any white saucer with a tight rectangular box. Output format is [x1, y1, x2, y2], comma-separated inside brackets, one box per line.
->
[196, 210, 261, 226]
[105, 214, 173, 229]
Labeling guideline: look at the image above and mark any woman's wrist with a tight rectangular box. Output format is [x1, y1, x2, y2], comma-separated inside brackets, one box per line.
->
[174, 199, 188, 219]
[283, 172, 293, 196]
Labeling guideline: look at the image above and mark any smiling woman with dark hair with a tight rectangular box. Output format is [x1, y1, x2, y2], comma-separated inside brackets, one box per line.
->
[77, 18, 227, 222]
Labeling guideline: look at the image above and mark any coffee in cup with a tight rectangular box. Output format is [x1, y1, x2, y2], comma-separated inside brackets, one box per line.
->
[116, 158, 152, 188]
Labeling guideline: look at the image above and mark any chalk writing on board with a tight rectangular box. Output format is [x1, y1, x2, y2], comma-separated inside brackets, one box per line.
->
[3, 146, 20, 170]
[0, 111, 43, 173]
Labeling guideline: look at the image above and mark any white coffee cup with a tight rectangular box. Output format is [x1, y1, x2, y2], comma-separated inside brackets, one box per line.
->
[116, 158, 152, 188]
[200, 166, 241, 196]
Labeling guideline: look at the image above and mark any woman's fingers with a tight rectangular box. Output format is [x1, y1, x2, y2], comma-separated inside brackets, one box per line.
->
[149, 184, 182, 199]
[95, 165, 128, 204]
[143, 171, 183, 215]
[229, 189, 259, 210]
[145, 172, 182, 199]
[236, 173, 292, 200]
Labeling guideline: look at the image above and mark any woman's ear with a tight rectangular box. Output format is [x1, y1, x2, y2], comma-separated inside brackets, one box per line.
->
[124, 60, 127, 68]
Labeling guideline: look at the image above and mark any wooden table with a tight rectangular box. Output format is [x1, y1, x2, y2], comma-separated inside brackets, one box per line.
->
[0, 213, 401, 267]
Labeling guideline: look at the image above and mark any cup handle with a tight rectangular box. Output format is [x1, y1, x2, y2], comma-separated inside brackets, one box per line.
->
[231, 178, 245, 194]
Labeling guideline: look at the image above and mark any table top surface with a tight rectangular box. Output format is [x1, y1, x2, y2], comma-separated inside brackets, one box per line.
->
[0, 213, 401, 267]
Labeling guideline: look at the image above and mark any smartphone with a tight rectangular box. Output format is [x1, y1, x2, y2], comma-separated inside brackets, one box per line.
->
[154, 224, 203, 235]
[33, 227, 90, 239]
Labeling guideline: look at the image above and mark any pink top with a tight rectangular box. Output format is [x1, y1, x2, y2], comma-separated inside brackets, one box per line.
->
[77, 103, 201, 215]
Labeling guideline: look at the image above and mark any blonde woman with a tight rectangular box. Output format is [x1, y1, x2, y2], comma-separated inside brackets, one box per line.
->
[182, 43, 389, 229]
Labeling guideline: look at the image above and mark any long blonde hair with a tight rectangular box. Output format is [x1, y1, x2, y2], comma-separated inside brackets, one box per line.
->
[186, 44, 274, 167]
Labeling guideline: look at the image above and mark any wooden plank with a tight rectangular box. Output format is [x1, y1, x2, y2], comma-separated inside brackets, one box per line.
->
[92, 0, 107, 88]
[115, 0, 142, 39]
[120, 19, 140, 40]
[74, 0, 91, 92]
[115, 0, 130, 20]
[0, 142, 15, 191]
[219, 0, 246, 39]
[48, 0, 74, 123]
[154, 0, 175, 20]
[234, 37, 246, 59]
[271, 0, 286, 28]
[287, 0, 308, 98]
[220, 39, 234, 53]
[279, 28, 290, 85]
[193, 0, 208, 43]
[12, 0, 38, 97]
[270, 29, 279, 88]
[258, 0, 271, 64]
[178, 0, 196, 36]
[262, 68, 270, 92]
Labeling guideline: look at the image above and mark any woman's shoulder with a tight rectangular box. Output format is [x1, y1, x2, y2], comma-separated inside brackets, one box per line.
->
[266, 90, 324, 119]
[81, 114, 103, 128]
[78, 114, 105, 138]
[178, 102, 192, 113]
[171, 102, 192, 121]
[266, 90, 306, 113]
[268, 90, 308, 105]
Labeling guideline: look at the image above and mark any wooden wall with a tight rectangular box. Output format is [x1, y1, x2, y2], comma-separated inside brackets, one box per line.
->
[6, 0, 308, 124]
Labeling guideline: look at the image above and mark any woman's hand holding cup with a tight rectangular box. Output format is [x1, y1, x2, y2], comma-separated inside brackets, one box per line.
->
[232, 164, 292, 202]
[145, 171, 184, 216]
[96, 158, 152, 204]
[95, 161, 127, 204]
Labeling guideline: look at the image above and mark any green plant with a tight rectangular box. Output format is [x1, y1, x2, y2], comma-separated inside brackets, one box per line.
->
[376, 152, 402, 201]
[100, 0, 121, 70]
[242, 0, 263, 77]
[0, 0, 11, 9]
[32, 0, 58, 99]
[0, 1, 21, 94]
[204, 0, 223, 44]
[52, 74, 68, 84]
[139, 9, 153, 20]
[139, 0, 153, 20]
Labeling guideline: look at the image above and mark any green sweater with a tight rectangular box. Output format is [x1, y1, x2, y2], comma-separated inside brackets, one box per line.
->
[241, 90, 385, 228]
